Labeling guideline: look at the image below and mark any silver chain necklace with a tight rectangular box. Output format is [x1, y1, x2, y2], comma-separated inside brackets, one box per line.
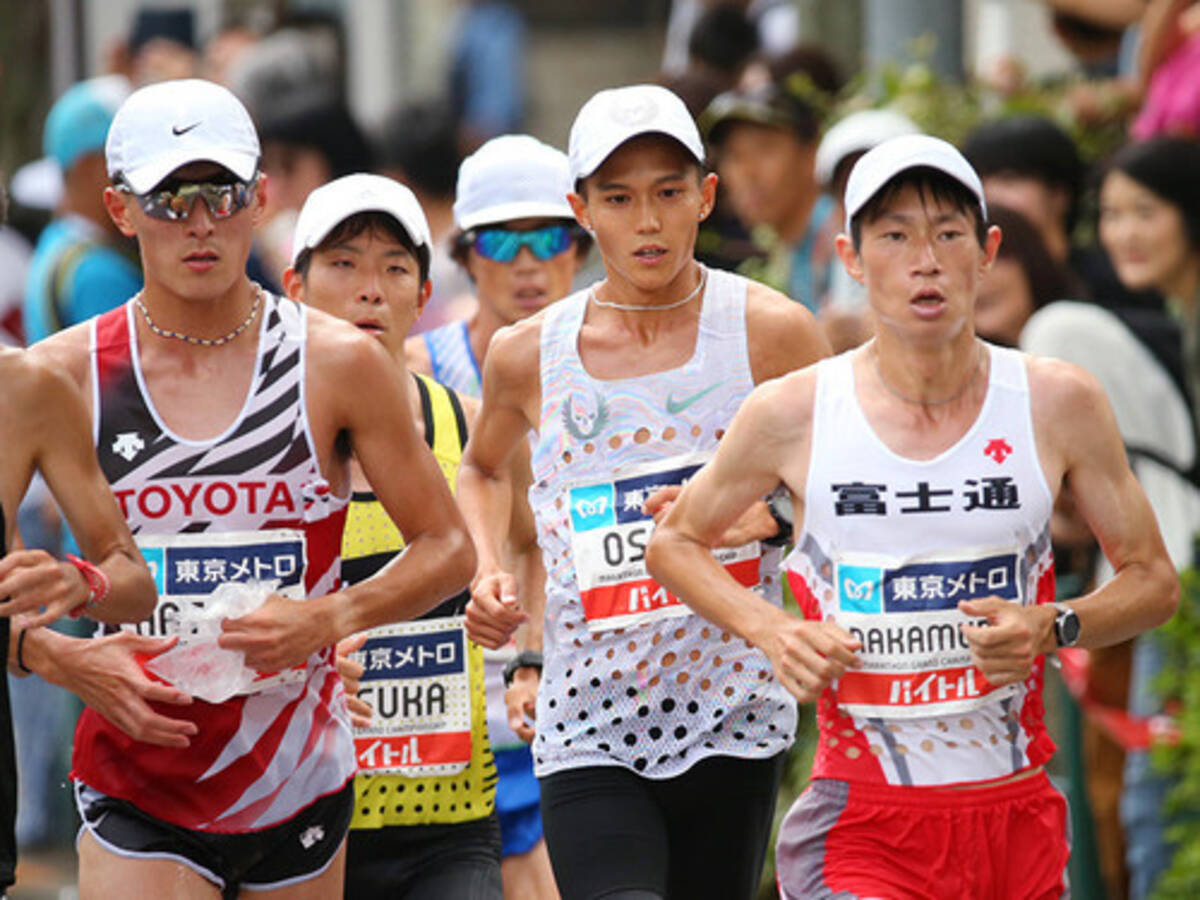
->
[589, 265, 707, 312]
[873, 341, 987, 406]
[135, 283, 263, 347]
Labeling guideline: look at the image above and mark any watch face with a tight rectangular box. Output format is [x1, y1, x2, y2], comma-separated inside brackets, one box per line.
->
[1057, 607, 1081, 646]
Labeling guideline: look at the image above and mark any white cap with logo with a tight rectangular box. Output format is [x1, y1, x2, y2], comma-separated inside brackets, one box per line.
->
[292, 173, 431, 268]
[106, 78, 260, 194]
[454, 134, 573, 231]
[568, 84, 705, 184]
[842, 134, 986, 233]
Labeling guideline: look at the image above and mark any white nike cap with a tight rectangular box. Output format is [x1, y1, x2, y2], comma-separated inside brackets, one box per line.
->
[454, 134, 573, 231]
[842, 134, 986, 233]
[291, 173, 431, 267]
[568, 84, 705, 184]
[106, 78, 260, 194]
[814, 108, 921, 188]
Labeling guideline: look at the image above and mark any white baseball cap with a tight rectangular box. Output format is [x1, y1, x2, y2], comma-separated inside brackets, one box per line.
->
[568, 84, 705, 184]
[106, 78, 260, 194]
[842, 134, 986, 233]
[814, 109, 921, 187]
[291, 173, 431, 268]
[454, 134, 573, 231]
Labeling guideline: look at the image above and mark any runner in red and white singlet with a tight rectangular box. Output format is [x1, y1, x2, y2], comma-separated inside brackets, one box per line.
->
[649, 135, 1178, 900]
[29, 78, 472, 900]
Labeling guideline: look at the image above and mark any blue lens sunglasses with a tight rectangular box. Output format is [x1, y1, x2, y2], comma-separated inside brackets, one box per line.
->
[470, 224, 579, 263]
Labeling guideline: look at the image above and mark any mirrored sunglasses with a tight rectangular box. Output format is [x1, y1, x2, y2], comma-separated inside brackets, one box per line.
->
[119, 178, 257, 222]
[472, 224, 576, 263]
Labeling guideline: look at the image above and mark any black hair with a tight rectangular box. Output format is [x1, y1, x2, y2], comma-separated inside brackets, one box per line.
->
[850, 166, 988, 249]
[450, 221, 592, 270]
[988, 203, 1074, 312]
[257, 99, 372, 177]
[294, 210, 429, 282]
[687, 4, 759, 77]
[1108, 136, 1200, 252]
[376, 101, 462, 198]
[962, 116, 1083, 231]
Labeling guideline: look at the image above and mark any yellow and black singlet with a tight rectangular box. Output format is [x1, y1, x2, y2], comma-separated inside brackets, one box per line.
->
[342, 372, 496, 829]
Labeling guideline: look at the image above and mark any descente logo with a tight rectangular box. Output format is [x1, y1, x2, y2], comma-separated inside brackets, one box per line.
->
[112, 480, 297, 520]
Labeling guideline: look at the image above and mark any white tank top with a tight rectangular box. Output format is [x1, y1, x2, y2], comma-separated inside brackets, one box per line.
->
[790, 343, 1057, 787]
[529, 267, 796, 779]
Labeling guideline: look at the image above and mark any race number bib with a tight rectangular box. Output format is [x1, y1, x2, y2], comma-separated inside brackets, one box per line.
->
[568, 453, 761, 633]
[832, 547, 1023, 718]
[352, 617, 473, 777]
[132, 529, 308, 693]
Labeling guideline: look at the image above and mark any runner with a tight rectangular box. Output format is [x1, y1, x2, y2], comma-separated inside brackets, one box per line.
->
[282, 172, 501, 897]
[458, 85, 830, 900]
[406, 133, 589, 900]
[645, 134, 1179, 900]
[0, 348, 159, 896]
[27, 78, 473, 900]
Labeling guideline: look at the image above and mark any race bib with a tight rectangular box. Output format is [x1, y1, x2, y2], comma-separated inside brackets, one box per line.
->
[832, 547, 1023, 718]
[352, 617, 473, 777]
[568, 454, 761, 633]
[132, 529, 309, 693]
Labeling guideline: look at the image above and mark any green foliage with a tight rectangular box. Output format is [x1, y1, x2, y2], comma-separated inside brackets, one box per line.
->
[1150, 569, 1200, 899]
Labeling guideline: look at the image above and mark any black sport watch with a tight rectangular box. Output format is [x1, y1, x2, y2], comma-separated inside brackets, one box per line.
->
[503, 650, 544, 687]
[1052, 604, 1081, 648]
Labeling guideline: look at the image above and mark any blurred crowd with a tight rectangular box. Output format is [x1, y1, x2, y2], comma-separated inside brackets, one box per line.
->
[4, 1, 1200, 898]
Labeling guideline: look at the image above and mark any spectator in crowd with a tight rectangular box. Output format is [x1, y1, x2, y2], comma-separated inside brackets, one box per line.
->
[24, 76, 140, 345]
[976, 204, 1075, 347]
[663, 0, 800, 76]
[254, 97, 372, 288]
[700, 48, 842, 312]
[686, 4, 761, 89]
[963, 114, 1165, 315]
[450, 1, 527, 148]
[376, 101, 473, 331]
[106, 7, 199, 86]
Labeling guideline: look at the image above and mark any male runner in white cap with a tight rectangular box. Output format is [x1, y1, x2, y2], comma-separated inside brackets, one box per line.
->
[284, 172, 503, 898]
[647, 134, 1178, 899]
[409, 133, 585, 900]
[28, 78, 472, 899]
[459, 85, 830, 900]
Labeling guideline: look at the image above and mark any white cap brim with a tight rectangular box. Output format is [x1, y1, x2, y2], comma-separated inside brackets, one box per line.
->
[292, 173, 431, 268]
[121, 147, 259, 194]
[458, 200, 575, 232]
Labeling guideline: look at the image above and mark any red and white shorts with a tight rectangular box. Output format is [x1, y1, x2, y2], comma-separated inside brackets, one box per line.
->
[776, 772, 1070, 900]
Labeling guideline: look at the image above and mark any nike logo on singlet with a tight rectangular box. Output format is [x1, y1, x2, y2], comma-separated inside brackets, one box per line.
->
[172, 122, 200, 135]
[665, 381, 725, 415]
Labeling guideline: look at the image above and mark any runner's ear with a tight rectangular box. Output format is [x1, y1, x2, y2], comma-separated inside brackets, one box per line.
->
[103, 186, 137, 238]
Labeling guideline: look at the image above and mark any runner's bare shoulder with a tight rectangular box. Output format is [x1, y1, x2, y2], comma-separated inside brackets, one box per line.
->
[743, 279, 832, 382]
[1023, 352, 1110, 431]
[304, 303, 403, 381]
[25, 318, 92, 387]
[481, 313, 544, 397]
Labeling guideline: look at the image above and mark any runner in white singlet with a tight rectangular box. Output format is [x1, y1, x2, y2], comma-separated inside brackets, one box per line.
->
[458, 85, 831, 900]
[647, 135, 1178, 900]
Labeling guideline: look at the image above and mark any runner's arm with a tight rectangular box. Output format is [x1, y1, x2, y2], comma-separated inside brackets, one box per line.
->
[459, 323, 541, 649]
[220, 329, 474, 670]
[0, 357, 156, 627]
[962, 360, 1178, 679]
[646, 374, 861, 703]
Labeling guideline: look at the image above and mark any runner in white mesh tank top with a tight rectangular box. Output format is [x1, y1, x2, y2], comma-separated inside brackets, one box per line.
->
[457, 85, 830, 900]
[648, 135, 1178, 900]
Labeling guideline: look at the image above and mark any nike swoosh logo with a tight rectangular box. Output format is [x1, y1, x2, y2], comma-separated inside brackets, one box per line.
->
[665, 381, 726, 415]
[172, 122, 200, 136]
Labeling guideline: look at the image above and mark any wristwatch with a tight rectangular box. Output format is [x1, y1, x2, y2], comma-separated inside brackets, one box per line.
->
[1052, 603, 1081, 648]
[761, 492, 794, 548]
[502, 650, 544, 687]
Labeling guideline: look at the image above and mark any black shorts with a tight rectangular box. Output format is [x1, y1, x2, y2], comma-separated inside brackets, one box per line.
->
[345, 813, 502, 899]
[538, 752, 786, 900]
[75, 780, 353, 899]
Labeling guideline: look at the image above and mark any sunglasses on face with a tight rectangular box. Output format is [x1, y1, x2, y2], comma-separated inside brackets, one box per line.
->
[471, 224, 577, 263]
[118, 177, 257, 222]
